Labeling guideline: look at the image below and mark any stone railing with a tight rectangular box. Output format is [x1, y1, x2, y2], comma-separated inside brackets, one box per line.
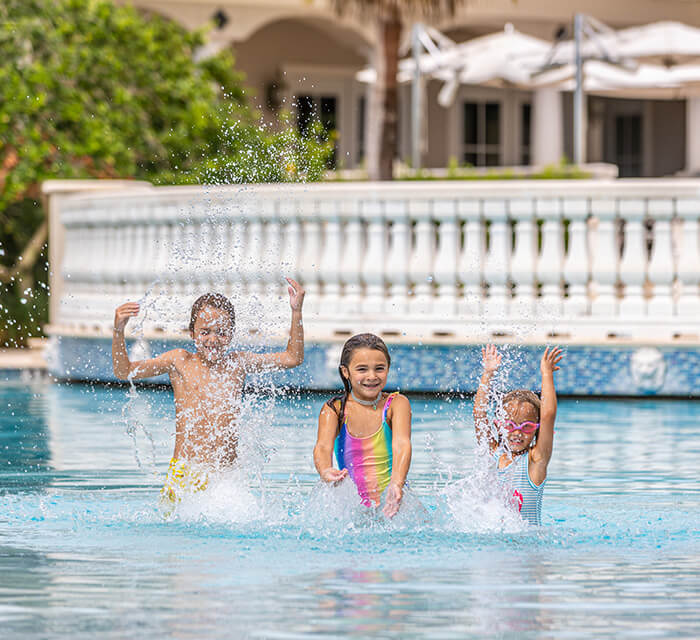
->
[44, 179, 700, 343]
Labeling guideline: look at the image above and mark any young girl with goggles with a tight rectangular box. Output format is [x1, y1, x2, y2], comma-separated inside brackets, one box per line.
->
[473, 345, 564, 525]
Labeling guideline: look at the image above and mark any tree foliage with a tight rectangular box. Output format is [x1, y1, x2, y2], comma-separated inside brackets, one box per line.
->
[0, 0, 332, 346]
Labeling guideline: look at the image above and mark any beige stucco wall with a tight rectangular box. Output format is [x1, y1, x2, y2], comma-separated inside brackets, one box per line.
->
[122, 0, 700, 174]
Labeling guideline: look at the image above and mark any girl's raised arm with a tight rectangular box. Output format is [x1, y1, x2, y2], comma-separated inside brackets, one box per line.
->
[313, 403, 348, 484]
[384, 394, 412, 517]
[531, 346, 563, 467]
[473, 344, 500, 452]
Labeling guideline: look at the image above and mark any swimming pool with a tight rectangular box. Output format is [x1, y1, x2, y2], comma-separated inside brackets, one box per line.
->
[1, 380, 699, 638]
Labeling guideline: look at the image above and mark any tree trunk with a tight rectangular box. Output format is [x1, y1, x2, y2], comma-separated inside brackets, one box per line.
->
[366, 8, 401, 181]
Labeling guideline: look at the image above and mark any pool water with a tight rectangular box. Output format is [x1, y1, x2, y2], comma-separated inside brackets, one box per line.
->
[1, 380, 699, 638]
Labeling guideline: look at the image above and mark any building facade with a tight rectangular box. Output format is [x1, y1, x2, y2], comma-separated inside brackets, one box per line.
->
[126, 0, 700, 176]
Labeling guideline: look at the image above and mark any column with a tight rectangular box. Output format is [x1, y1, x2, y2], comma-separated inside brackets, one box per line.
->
[686, 96, 700, 175]
[532, 88, 563, 166]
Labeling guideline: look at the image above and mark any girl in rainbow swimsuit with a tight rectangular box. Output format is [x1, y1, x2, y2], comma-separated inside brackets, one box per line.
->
[313, 334, 412, 518]
[473, 344, 564, 526]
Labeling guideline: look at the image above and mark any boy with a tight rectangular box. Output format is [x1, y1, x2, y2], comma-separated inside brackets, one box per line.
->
[112, 278, 305, 506]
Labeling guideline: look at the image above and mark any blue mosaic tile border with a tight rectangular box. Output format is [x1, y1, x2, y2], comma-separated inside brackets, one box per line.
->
[47, 336, 700, 396]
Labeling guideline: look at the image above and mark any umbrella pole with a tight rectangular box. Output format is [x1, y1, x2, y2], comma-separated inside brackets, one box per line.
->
[573, 13, 587, 165]
[411, 22, 423, 170]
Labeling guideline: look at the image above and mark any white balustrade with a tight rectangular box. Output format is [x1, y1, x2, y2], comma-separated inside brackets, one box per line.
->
[536, 198, 564, 318]
[675, 198, 700, 317]
[339, 198, 363, 313]
[647, 199, 675, 316]
[46, 180, 700, 341]
[618, 199, 647, 317]
[408, 199, 435, 315]
[562, 198, 590, 317]
[590, 198, 619, 316]
[432, 199, 459, 317]
[510, 198, 536, 319]
[457, 200, 483, 317]
[318, 200, 342, 315]
[242, 202, 264, 304]
[360, 199, 385, 315]
[482, 200, 510, 318]
[299, 200, 322, 316]
[262, 198, 283, 312]
[384, 200, 410, 315]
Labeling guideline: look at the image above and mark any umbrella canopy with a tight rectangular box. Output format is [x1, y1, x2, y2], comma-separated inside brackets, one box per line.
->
[357, 20, 700, 101]
[548, 21, 700, 68]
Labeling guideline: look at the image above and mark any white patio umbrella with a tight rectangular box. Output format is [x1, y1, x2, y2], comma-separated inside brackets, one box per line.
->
[548, 21, 700, 68]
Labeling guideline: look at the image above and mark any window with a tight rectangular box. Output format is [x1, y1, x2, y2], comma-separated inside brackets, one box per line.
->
[615, 115, 642, 177]
[296, 94, 338, 168]
[463, 101, 501, 166]
[521, 103, 531, 165]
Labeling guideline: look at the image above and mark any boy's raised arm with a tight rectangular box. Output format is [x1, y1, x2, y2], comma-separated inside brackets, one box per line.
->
[532, 346, 563, 464]
[112, 303, 178, 380]
[473, 344, 500, 451]
[244, 278, 305, 371]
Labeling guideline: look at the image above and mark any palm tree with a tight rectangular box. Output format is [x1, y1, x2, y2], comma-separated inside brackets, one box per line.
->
[333, 1, 464, 180]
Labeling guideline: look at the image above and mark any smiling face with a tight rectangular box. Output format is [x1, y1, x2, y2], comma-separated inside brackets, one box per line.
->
[503, 400, 539, 453]
[190, 305, 234, 364]
[341, 347, 390, 401]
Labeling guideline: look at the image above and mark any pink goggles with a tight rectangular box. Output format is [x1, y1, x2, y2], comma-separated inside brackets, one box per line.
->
[495, 419, 540, 434]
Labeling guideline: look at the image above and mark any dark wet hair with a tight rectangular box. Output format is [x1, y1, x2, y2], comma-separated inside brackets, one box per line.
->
[326, 333, 391, 428]
[189, 293, 236, 333]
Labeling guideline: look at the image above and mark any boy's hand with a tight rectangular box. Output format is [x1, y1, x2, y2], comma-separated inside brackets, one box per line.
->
[286, 277, 305, 311]
[481, 344, 502, 375]
[541, 346, 564, 374]
[383, 482, 403, 518]
[114, 303, 139, 332]
[320, 467, 348, 484]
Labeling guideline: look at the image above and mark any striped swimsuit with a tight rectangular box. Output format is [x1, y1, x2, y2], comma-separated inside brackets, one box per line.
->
[497, 452, 545, 526]
[334, 392, 397, 507]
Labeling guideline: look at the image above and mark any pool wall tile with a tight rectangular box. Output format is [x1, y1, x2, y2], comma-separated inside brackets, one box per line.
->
[46, 337, 700, 397]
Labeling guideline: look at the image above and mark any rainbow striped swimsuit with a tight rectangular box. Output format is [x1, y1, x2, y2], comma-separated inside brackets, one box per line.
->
[334, 392, 397, 507]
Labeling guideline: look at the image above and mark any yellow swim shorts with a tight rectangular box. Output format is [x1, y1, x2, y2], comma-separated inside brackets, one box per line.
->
[159, 457, 209, 510]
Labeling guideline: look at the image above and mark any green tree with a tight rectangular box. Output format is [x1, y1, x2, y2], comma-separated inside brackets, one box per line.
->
[0, 0, 331, 346]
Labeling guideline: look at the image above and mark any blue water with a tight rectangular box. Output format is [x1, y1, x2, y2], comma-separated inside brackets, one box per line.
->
[1, 380, 699, 638]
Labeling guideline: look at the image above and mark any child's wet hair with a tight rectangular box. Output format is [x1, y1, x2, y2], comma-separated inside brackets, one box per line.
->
[189, 293, 236, 333]
[502, 389, 541, 419]
[327, 333, 391, 424]
[499, 389, 541, 447]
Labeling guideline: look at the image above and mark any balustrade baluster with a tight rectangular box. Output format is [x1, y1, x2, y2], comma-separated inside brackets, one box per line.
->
[318, 200, 342, 316]
[223, 201, 247, 305]
[280, 199, 302, 309]
[618, 199, 648, 317]
[340, 198, 363, 313]
[299, 200, 322, 316]
[384, 200, 410, 316]
[510, 198, 537, 319]
[432, 199, 459, 317]
[590, 198, 619, 316]
[647, 199, 675, 316]
[562, 198, 590, 317]
[408, 199, 435, 315]
[360, 200, 386, 315]
[536, 198, 564, 317]
[482, 199, 510, 318]
[244, 200, 265, 305]
[261, 197, 283, 313]
[675, 198, 700, 316]
[457, 200, 483, 317]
